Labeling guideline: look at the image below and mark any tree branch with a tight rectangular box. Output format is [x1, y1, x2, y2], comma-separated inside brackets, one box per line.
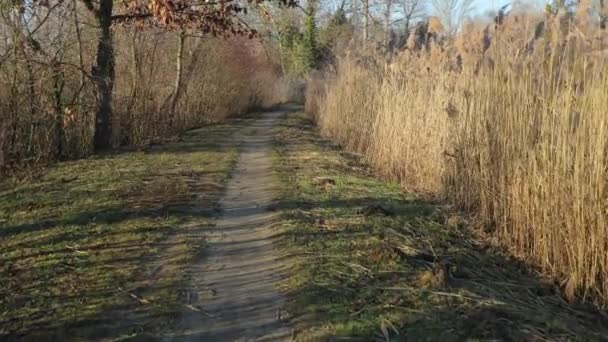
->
[30, 58, 95, 81]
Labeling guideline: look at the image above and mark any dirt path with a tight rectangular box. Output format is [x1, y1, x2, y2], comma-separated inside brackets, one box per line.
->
[166, 110, 291, 341]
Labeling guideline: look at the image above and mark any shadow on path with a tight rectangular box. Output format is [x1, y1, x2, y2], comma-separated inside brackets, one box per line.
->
[0, 107, 299, 341]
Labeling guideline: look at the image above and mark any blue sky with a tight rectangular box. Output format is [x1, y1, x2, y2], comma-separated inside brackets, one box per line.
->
[473, 0, 546, 15]
[319, 0, 550, 22]
[476, 0, 510, 14]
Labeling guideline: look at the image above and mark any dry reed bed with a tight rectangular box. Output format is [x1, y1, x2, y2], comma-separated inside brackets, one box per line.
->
[307, 14, 608, 306]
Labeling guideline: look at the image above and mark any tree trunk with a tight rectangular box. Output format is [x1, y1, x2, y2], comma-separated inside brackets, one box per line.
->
[601, 0, 607, 29]
[52, 61, 65, 158]
[180, 38, 203, 92]
[126, 32, 140, 114]
[363, 0, 369, 41]
[93, 0, 115, 150]
[169, 31, 186, 117]
[0, 122, 6, 169]
[72, 0, 85, 102]
[384, 0, 393, 48]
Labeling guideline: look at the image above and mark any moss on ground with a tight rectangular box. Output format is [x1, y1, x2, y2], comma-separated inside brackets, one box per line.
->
[273, 111, 608, 342]
[3, 109, 608, 341]
[0, 119, 254, 341]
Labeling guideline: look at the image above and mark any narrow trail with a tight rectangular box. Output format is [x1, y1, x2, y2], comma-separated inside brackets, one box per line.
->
[167, 110, 291, 341]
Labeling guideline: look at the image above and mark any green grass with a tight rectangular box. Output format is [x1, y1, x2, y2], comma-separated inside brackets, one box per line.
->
[0, 119, 252, 341]
[273, 112, 608, 341]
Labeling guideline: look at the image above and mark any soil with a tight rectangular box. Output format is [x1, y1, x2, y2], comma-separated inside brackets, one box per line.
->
[164, 109, 292, 341]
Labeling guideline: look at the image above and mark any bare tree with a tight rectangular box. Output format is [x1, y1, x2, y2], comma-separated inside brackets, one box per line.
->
[383, 0, 393, 46]
[168, 30, 186, 118]
[162, 30, 204, 123]
[74, 0, 294, 150]
[363, 0, 370, 41]
[400, 0, 426, 35]
[601, 0, 608, 29]
[71, 0, 86, 104]
[431, 0, 474, 35]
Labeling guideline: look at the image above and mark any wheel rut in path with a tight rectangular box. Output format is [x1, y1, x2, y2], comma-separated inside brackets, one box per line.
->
[167, 109, 291, 342]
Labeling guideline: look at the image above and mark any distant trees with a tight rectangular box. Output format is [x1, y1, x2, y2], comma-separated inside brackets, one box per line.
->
[431, 0, 475, 36]
[0, 0, 289, 174]
[383, 0, 393, 46]
[280, 0, 431, 52]
[328, 5, 349, 30]
[88, 0, 281, 149]
[376, 0, 430, 49]
[319, 3, 354, 60]
[18, 0, 294, 151]
[399, 0, 427, 36]
[274, 0, 320, 77]
[548, 0, 608, 28]
[404, 0, 427, 26]
[302, 0, 320, 69]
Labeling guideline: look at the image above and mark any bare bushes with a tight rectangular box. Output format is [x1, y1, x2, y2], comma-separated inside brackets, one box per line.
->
[112, 34, 278, 146]
[308, 11, 608, 305]
[0, 21, 282, 175]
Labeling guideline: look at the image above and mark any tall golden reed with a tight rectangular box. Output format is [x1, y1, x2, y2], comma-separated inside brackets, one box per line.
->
[307, 11, 608, 305]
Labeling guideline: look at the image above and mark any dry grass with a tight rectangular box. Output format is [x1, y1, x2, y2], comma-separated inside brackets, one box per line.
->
[307, 10, 608, 306]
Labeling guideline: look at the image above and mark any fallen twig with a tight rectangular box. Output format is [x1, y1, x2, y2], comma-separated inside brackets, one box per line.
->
[128, 292, 150, 305]
[185, 304, 216, 317]
[65, 245, 88, 255]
